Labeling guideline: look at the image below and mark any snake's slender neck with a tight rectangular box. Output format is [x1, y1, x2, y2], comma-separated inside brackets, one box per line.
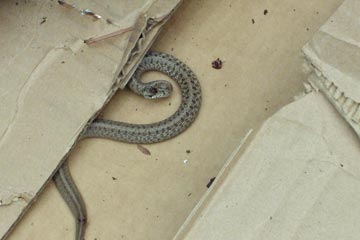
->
[54, 51, 201, 240]
[82, 51, 202, 144]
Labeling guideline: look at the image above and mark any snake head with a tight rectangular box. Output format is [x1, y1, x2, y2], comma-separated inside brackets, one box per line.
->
[143, 80, 173, 99]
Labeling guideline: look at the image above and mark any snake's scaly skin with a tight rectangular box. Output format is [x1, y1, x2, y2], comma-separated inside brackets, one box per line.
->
[53, 163, 87, 239]
[82, 51, 202, 143]
[53, 51, 201, 240]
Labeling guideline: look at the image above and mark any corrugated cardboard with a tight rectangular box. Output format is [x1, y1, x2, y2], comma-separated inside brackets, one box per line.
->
[0, 0, 181, 238]
[303, 0, 360, 139]
[176, 1, 360, 239]
[177, 92, 360, 240]
[3, 0, 345, 239]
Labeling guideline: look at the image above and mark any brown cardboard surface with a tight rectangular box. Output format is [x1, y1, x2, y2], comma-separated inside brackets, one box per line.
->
[178, 92, 360, 240]
[5, 0, 344, 239]
[0, 0, 180, 239]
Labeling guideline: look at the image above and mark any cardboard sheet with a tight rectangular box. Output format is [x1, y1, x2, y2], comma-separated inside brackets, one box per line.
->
[0, 0, 181, 238]
[4, 0, 344, 239]
[303, 0, 360, 140]
[175, 1, 360, 239]
[177, 92, 360, 240]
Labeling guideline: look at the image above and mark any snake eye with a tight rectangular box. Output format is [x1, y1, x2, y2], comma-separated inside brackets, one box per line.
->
[149, 87, 158, 95]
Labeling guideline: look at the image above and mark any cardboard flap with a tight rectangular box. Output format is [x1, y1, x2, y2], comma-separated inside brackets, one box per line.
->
[0, 0, 181, 238]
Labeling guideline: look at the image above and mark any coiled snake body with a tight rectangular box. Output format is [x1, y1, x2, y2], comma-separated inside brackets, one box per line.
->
[53, 51, 202, 240]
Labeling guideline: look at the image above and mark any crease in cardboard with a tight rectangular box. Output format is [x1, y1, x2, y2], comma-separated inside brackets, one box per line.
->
[303, 30, 360, 103]
[0, 190, 33, 207]
[318, 29, 360, 50]
[0, 40, 85, 146]
[273, 113, 335, 150]
[0, 48, 52, 145]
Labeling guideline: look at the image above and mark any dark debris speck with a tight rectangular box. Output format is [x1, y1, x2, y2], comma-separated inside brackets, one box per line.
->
[206, 177, 216, 188]
[212, 58, 223, 69]
[40, 17, 47, 25]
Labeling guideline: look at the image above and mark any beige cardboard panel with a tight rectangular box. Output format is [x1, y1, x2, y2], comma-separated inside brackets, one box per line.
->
[303, 0, 360, 102]
[303, 0, 360, 142]
[181, 92, 360, 240]
[0, 0, 180, 238]
[6, 0, 343, 239]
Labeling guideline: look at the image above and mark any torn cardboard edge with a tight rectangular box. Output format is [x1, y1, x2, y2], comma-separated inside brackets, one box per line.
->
[0, 4, 180, 239]
[301, 0, 360, 141]
[307, 72, 360, 140]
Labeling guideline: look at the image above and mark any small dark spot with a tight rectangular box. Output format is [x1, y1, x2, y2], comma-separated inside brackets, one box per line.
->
[340, 163, 344, 167]
[306, 27, 309, 31]
[156, 215, 159, 218]
[106, 18, 113, 24]
[316, 11, 319, 14]
[206, 177, 216, 188]
[81, 49, 84, 53]
[146, 207, 149, 210]
[187, 193, 192, 197]
[135, 108, 138, 111]
[61, 61, 65, 64]
[212, 58, 223, 69]
[293, 8, 296, 12]
[186, 150, 191, 154]
[15, 2, 19, 5]
[112, 177, 117, 180]
[171, 47, 174, 51]
[270, 216, 273, 220]
[224, 84, 228, 87]
[265, 107, 268, 111]
[168, 102, 172, 106]
[40, 17, 47, 25]
[251, 18, 255, 24]
[264, 9, 268, 15]
[149, 87, 158, 95]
